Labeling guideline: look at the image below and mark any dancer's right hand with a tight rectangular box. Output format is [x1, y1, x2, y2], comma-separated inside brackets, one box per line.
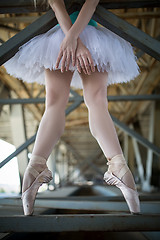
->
[76, 38, 95, 75]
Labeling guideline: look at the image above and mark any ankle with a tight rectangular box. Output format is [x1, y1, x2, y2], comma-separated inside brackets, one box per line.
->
[107, 154, 127, 170]
[29, 154, 47, 173]
[107, 154, 129, 177]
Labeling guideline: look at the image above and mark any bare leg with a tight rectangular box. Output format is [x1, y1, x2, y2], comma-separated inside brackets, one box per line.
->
[81, 70, 122, 158]
[22, 69, 73, 193]
[80, 70, 136, 190]
[32, 69, 73, 158]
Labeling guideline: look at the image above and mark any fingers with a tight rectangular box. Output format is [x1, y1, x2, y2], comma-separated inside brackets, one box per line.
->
[77, 53, 95, 75]
[61, 51, 67, 73]
[56, 50, 76, 72]
[87, 53, 95, 73]
[82, 55, 91, 75]
[56, 48, 95, 75]
[78, 56, 87, 74]
[76, 59, 81, 74]
[72, 52, 76, 67]
[55, 50, 63, 69]
[66, 51, 71, 71]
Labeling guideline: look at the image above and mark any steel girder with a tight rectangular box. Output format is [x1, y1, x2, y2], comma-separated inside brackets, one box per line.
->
[0, 214, 160, 232]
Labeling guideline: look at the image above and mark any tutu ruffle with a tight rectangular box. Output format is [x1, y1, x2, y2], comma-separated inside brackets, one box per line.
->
[4, 24, 140, 89]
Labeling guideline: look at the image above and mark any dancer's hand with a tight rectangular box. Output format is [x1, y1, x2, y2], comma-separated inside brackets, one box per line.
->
[76, 38, 95, 75]
[56, 32, 77, 72]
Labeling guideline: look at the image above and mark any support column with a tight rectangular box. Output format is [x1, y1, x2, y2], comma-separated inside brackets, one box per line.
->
[143, 102, 155, 191]
[10, 104, 28, 192]
[127, 136, 135, 174]
[132, 136, 145, 186]
[123, 133, 128, 163]
[153, 100, 160, 187]
[47, 150, 56, 189]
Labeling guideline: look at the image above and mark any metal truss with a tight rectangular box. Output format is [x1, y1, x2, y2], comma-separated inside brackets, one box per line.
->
[94, 5, 160, 61]
[1, 92, 160, 169]
[0, 92, 83, 168]
[0, 94, 160, 105]
[0, 1, 160, 65]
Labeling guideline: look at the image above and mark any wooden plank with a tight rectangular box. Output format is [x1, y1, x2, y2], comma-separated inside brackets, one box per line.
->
[94, 5, 160, 61]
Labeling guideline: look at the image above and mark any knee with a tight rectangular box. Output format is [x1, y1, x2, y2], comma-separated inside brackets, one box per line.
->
[84, 88, 108, 109]
[46, 88, 69, 110]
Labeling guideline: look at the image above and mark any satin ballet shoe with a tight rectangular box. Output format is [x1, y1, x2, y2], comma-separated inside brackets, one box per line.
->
[22, 165, 52, 216]
[104, 154, 140, 214]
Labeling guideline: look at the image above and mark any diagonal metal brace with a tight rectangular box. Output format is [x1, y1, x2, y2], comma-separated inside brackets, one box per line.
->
[94, 5, 160, 61]
[0, 95, 83, 169]
[0, 0, 75, 65]
[111, 114, 160, 156]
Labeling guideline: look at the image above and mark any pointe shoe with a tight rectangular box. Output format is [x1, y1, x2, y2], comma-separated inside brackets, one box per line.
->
[104, 154, 140, 214]
[22, 165, 52, 216]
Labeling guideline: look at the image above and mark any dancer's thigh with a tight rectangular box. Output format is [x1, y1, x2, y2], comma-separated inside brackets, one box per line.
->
[80, 69, 108, 106]
[45, 69, 73, 107]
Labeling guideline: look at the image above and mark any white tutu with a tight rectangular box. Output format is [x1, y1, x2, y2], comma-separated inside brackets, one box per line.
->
[4, 24, 140, 89]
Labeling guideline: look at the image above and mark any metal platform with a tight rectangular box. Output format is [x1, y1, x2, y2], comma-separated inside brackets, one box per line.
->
[0, 186, 160, 234]
[0, 214, 160, 232]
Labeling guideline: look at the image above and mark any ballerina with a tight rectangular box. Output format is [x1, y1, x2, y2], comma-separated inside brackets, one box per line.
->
[4, 0, 140, 215]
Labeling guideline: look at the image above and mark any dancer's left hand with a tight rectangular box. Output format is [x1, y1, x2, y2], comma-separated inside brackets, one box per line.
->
[55, 32, 77, 72]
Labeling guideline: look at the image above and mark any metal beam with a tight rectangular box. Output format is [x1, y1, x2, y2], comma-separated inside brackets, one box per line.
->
[111, 115, 160, 156]
[136, 35, 160, 59]
[0, 94, 160, 105]
[1, 198, 159, 214]
[94, 6, 160, 61]
[0, 135, 36, 169]
[0, 97, 82, 169]
[0, 1, 74, 65]
[0, 0, 50, 13]
[0, 0, 160, 13]
[0, 10, 56, 66]
[100, 0, 160, 9]
[0, 214, 160, 232]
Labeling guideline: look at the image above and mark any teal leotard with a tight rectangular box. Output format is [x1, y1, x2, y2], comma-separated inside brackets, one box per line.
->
[57, 11, 97, 27]
[70, 11, 97, 27]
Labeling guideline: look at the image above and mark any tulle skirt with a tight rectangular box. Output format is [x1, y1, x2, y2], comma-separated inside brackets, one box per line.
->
[4, 24, 140, 89]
